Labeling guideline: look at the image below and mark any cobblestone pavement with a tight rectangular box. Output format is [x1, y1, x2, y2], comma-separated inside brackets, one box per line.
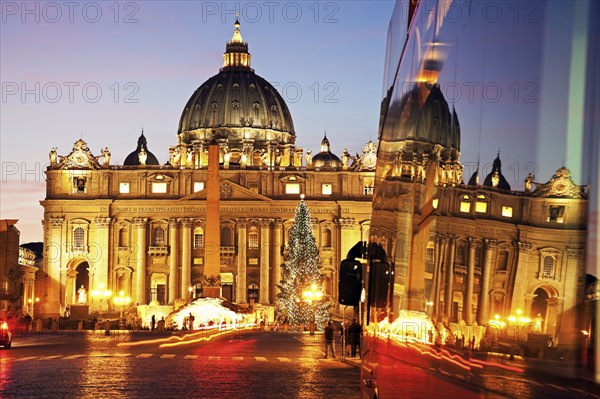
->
[2, 330, 597, 398]
[1, 330, 360, 399]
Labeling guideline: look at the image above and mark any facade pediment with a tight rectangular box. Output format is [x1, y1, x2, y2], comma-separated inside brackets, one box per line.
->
[180, 180, 272, 202]
[531, 167, 587, 199]
[50, 139, 104, 170]
[279, 174, 306, 184]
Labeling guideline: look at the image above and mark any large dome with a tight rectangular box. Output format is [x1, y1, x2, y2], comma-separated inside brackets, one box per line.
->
[177, 20, 295, 153]
[388, 82, 460, 151]
[178, 70, 295, 137]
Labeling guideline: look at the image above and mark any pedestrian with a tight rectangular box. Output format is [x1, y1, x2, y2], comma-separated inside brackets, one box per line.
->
[189, 312, 195, 330]
[349, 318, 362, 358]
[151, 314, 156, 331]
[324, 321, 336, 358]
[341, 322, 350, 356]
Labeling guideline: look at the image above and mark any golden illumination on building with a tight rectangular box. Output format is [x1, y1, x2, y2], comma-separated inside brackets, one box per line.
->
[475, 201, 487, 213]
[459, 201, 470, 213]
[501, 206, 513, 217]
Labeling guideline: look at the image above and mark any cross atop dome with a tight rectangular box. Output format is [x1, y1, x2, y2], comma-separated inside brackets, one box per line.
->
[223, 18, 252, 71]
[231, 16, 243, 43]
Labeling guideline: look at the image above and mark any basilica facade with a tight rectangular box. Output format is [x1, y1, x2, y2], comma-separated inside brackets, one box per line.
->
[39, 21, 377, 318]
[369, 80, 589, 345]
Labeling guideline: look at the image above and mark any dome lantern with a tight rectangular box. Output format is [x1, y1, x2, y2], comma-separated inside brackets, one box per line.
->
[222, 19, 252, 71]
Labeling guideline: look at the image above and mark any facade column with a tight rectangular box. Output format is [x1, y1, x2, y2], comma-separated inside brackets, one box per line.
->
[168, 218, 180, 304]
[465, 237, 476, 324]
[477, 238, 497, 325]
[181, 218, 192, 300]
[259, 219, 272, 304]
[557, 248, 585, 339]
[271, 219, 282, 301]
[92, 217, 111, 295]
[337, 218, 358, 264]
[44, 217, 64, 317]
[431, 234, 443, 320]
[444, 236, 456, 319]
[236, 219, 248, 304]
[133, 217, 148, 306]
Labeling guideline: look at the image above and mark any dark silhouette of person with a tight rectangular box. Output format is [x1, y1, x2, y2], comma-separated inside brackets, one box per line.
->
[151, 314, 156, 332]
[324, 321, 336, 358]
[349, 318, 362, 358]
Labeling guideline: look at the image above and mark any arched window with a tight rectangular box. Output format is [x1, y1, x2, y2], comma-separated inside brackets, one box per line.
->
[475, 247, 482, 267]
[193, 227, 204, 248]
[118, 228, 129, 248]
[220, 227, 233, 246]
[456, 243, 466, 265]
[497, 250, 508, 271]
[73, 227, 85, 250]
[542, 256, 555, 278]
[323, 228, 332, 248]
[248, 228, 259, 248]
[426, 241, 435, 264]
[153, 227, 165, 246]
[247, 284, 259, 302]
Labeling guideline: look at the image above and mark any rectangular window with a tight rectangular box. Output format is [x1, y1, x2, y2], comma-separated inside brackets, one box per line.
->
[459, 201, 471, 213]
[119, 182, 130, 194]
[248, 232, 259, 248]
[501, 206, 513, 217]
[193, 182, 205, 192]
[475, 202, 487, 213]
[151, 182, 168, 193]
[194, 233, 204, 248]
[285, 183, 300, 194]
[547, 205, 565, 223]
[73, 177, 86, 193]
[364, 179, 375, 195]
[321, 184, 332, 195]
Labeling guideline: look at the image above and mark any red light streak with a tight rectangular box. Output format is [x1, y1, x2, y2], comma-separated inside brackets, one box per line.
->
[382, 329, 524, 374]
[117, 324, 255, 349]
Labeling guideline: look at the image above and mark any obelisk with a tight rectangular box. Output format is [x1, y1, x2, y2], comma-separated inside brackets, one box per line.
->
[203, 139, 221, 298]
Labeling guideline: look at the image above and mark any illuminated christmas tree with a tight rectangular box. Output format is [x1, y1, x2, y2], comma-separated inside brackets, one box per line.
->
[276, 196, 329, 329]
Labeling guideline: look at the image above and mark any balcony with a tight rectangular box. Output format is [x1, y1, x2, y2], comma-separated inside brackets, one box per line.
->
[148, 246, 169, 256]
[220, 246, 236, 256]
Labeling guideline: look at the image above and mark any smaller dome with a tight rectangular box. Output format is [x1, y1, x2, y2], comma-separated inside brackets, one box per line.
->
[483, 154, 511, 190]
[312, 132, 342, 168]
[124, 132, 160, 166]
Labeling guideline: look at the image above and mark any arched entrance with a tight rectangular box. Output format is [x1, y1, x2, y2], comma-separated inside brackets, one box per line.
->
[76, 262, 89, 296]
[530, 285, 558, 335]
[531, 288, 549, 319]
[66, 259, 89, 306]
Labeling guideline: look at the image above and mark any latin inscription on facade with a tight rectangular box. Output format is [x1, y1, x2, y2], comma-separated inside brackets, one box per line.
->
[112, 206, 349, 214]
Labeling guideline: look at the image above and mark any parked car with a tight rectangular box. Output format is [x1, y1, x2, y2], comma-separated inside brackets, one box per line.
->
[0, 319, 12, 348]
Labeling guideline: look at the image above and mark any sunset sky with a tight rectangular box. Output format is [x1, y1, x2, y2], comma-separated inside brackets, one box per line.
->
[1, 1, 596, 248]
[1, 1, 395, 241]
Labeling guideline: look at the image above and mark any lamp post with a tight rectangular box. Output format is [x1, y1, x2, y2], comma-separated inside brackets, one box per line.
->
[113, 291, 131, 320]
[302, 283, 324, 335]
[91, 283, 112, 314]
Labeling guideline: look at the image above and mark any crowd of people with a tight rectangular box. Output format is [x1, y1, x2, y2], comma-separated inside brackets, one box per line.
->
[323, 317, 363, 359]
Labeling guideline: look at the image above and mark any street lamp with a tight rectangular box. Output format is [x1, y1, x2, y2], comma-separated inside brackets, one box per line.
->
[302, 283, 324, 335]
[113, 291, 131, 319]
[188, 286, 194, 301]
[91, 283, 112, 314]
